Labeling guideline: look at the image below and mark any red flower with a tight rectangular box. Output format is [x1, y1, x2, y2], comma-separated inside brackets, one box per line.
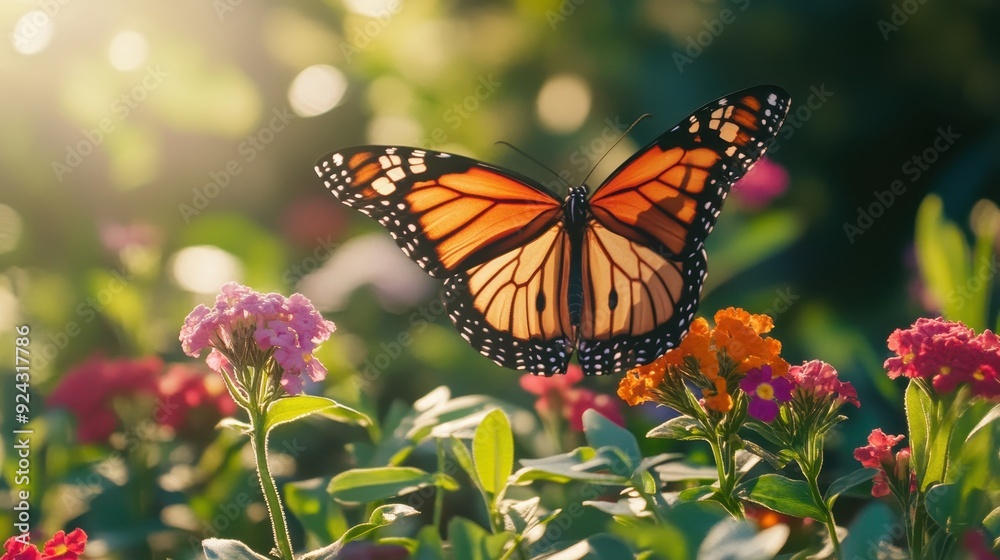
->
[157, 364, 237, 434]
[47, 355, 161, 443]
[2, 535, 40, 560]
[40, 529, 86, 560]
[884, 318, 1000, 399]
[521, 365, 624, 431]
[2, 529, 86, 560]
[854, 429, 909, 497]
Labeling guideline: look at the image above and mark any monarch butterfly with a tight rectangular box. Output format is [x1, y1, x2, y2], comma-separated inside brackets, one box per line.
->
[315, 85, 791, 376]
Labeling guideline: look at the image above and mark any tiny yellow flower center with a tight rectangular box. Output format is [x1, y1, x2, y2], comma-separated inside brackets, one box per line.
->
[755, 383, 775, 400]
[903, 352, 915, 364]
[303, 353, 313, 363]
[51, 544, 68, 554]
[972, 369, 984, 381]
[939, 366, 951, 376]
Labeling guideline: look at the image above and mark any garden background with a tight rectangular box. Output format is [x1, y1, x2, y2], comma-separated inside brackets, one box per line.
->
[1, 0, 998, 558]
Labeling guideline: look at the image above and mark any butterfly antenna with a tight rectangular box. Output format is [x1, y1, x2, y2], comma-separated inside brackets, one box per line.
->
[580, 113, 652, 187]
[495, 141, 573, 190]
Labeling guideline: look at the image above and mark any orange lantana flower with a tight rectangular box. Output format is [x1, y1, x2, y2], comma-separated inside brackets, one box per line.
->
[617, 307, 789, 412]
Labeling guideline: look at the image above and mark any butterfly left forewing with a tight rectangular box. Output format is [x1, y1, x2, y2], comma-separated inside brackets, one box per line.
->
[315, 146, 562, 278]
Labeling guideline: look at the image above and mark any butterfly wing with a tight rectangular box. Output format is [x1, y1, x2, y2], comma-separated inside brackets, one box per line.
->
[316, 146, 574, 374]
[578, 86, 791, 374]
[444, 222, 575, 375]
[315, 146, 563, 277]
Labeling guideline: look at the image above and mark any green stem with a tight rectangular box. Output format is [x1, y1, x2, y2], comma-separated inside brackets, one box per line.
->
[251, 407, 294, 560]
[709, 433, 743, 519]
[805, 472, 841, 558]
[909, 493, 925, 559]
[434, 439, 446, 532]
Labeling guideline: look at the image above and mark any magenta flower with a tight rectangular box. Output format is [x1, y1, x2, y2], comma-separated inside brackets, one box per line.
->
[739, 365, 793, 423]
[732, 157, 789, 209]
[884, 317, 1000, 399]
[179, 282, 335, 394]
[789, 360, 859, 407]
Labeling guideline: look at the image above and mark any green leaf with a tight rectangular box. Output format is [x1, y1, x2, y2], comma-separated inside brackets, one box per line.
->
[841, 502, 897, 559]
[447, 517, 508, 560]
[925, 483, 993, 529]
[202, 539, 271, 559]
[678, 485, 716, 502]
[583, 409, 641, 474]
[698, 519, 790, 560]
[741, 474, 825, 520]
[514, 448, 630, 485]
[647, 416, 709, 441]
[966, 403, 1000, 443]
[263, 395, 370, 434]
[740, 439, 790, 470]
[449, 436, 483, 493]
[328, 466, 456, 505]
[536, 534, 635, 559]
[285, 479, 346, 547]
[825, 468, 877, 507]
[413, 525, 445, 560]
[216, 417, 251, 432]
[473, 408, 514, 496]
[501, 497, 540, 533]
[299, 504, 419, 560]
[655, 461, 718, 483]
[915, 195, 972, 324]
[905, 379, 934, 487]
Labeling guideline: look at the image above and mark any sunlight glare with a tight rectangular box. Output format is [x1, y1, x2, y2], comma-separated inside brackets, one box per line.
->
[288, 64, 348, 117]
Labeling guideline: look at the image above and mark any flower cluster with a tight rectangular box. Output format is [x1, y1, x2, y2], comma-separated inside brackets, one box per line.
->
[618, 307, 789, 414]
[854, 429, 914, 498]
[739, 365, 793, 423]
[47, 356, 236, 444]
[47, 355, 161, 443]
[2, 529, 86, 560]
[885, 317, 999, 399]
[790, 359, 859, 408]
[521, 365, 624, 432]
[180, 282, 336, 394]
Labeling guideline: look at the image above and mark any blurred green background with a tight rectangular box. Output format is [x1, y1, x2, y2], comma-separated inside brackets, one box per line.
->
[0, 0, 999, 556]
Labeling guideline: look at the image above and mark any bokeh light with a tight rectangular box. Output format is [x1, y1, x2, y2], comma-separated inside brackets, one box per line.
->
[170, 246, 243, 294]
[536, 74, 592, 134]
[108, 30, 150, 71]
[288, 64, 348, 117]
[0, 204, 22, 254]
[10, 10, 54, 55]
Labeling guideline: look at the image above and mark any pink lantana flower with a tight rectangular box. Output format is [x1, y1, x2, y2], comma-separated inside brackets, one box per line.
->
[520, 365, 624, 431]
[789, 360, 859, 407]
[2, 528, 87, 560]
[180, 282, 335, 394]
[854, 429, 910, 497]
[739, 365, 793, 423]
[884, 317, 1000, 399]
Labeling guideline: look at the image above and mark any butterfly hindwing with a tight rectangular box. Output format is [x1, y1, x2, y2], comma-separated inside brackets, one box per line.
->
[315, 146, 563, 278]
[443, 223, 575, 375]
[589, 85, 791, 258]
[576, 221, 706, 374]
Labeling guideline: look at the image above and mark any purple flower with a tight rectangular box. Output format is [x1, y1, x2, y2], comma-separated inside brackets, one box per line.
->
[732, 158, 789, 209]
[739, 365, 793, 423]
[180, 282, 335, 394]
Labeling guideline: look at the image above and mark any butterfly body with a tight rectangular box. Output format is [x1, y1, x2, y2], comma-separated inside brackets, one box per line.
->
[316, 86, 791, 376]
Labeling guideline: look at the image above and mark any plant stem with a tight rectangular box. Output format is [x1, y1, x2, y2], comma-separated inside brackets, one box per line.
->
[251, 407, 294, 560]
[805, 472, 841, 558]
[709, 433, 743, 519]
